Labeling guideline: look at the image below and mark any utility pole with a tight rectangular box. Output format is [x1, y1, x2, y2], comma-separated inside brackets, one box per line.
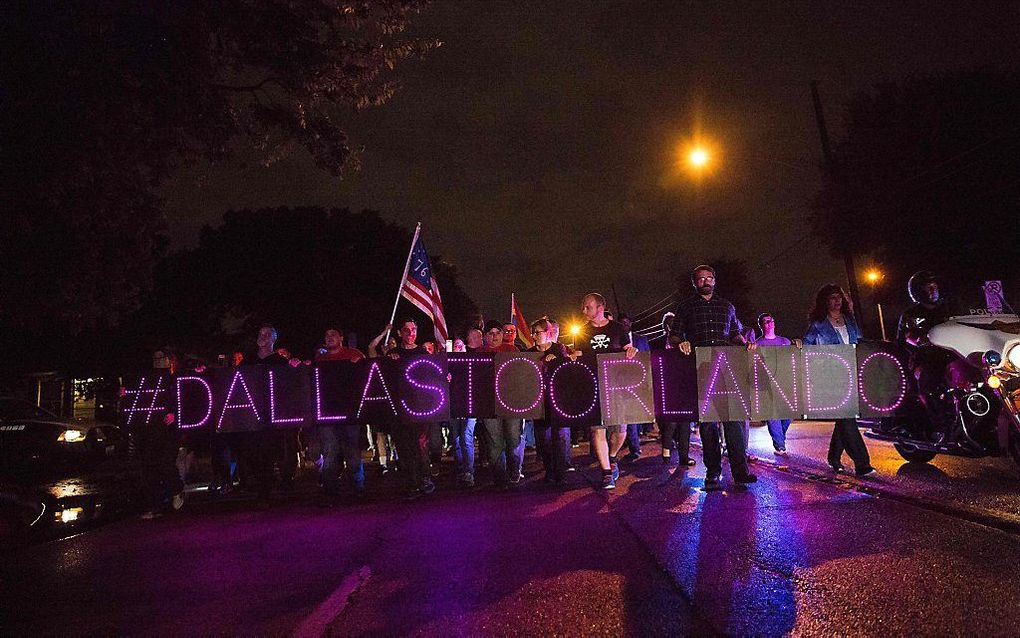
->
[811, 80, 864, 332]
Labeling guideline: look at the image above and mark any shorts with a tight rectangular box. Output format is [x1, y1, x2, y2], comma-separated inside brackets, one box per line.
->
[590, 423, 626, 433]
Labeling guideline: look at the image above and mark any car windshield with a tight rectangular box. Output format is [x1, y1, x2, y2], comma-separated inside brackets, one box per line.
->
[0, 398, 59, 421]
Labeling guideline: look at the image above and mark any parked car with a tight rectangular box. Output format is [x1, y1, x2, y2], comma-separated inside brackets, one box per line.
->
[0, 397, 135, 540]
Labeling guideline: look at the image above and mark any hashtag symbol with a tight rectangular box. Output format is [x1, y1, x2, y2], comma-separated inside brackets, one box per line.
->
[123, 375, 167, 425]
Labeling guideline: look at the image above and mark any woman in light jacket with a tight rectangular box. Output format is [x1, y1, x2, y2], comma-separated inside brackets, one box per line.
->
[803, 284, 876, 477]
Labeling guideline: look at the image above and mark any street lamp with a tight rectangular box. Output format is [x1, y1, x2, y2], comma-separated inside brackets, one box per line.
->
[864, 268, 888, 340]
[688, 147, 710, 169]
[569, 323, 581, 348]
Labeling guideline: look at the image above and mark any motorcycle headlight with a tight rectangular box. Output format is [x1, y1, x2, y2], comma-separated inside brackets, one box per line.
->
[57, 429, 86, 443]
[1006, 343, 1020, 372]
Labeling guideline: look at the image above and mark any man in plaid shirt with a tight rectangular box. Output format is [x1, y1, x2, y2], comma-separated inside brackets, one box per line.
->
[670, 264, 757, 489]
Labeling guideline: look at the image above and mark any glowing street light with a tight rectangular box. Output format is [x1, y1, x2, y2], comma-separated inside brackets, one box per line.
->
[863, 268, 888, 340]
[688, 147, 710, 168]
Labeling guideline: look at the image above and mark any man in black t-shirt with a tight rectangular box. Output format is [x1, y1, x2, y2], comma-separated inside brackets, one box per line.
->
[574, 293, 637, 490]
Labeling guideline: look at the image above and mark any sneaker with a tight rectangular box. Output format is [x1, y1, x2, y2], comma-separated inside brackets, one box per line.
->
[830, 464, 845, 474]
[421, 480, 436, 495]
[683, 458, 697, 467]
[623, 452, 640, 462]
[602, 473, 616, 490]
[380, 466, 392, 477]
[610, 462, 620, 482]
[855, 467, 877, 478]
[734, 473, 758, 484]
[774, 448, 788, 456]
[704, 474, 722, 489]
[172, 492, 185, 511]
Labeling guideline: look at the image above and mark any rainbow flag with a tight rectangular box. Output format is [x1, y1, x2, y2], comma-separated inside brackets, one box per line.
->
[511, 293, 535, 349]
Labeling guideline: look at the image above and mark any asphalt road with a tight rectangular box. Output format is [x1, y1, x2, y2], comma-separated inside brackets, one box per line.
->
[3, 427, 1020, 636]
[744, 420, 1020, 529]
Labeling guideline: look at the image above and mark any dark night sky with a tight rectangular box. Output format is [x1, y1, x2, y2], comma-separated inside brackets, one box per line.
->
[162, 1, 1020, 335]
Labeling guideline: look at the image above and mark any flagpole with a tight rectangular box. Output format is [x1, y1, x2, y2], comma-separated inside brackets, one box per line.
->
[388, 222, 422, 344]
[510, 292, 515, 325]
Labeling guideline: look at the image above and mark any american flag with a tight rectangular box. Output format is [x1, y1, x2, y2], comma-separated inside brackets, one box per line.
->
[400, 225, 448, 342]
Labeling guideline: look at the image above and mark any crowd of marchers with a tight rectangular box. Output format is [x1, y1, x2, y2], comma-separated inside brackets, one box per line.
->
[133, 265, 956, 518]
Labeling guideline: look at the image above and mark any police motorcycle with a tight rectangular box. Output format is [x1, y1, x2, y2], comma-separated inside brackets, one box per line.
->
[867, 312, 1020, 470]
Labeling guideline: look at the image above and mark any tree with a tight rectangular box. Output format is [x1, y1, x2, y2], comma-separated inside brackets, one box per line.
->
[812, 68, 1020, 309]
[1, 1, 437, 334]
[134, 207, 478, 365]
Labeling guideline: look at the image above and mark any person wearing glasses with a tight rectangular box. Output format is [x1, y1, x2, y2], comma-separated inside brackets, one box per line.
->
[526, 317, 573, 484]
[670, 265, 757, 489]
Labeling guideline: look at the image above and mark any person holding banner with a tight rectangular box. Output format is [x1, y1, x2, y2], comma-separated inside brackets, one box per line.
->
[670, 266, 757, 488]
[755, 313, 796, 456]
[573, 293, 638, 490]
[619, 313, 652, 461]
[527, 317, 573, 485]
[241, 325, 301, 506]
[479, 320, 523, 489]
[388, 319, 437, 499]
[315, 328, 366, 504]
[804, 284, 876, 477]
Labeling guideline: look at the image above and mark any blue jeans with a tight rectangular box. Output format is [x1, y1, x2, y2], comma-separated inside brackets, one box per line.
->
[513, 420, 533, 477]
[626, 423, 643, 454]
[767, 419, 791, 450]
[319, 424, 365, 495]
[452, 418, 476, 477]
[535, 422, 571, 481]
[480, 418, 522, 485]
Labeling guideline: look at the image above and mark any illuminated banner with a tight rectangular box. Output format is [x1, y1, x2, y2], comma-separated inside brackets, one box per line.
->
[119, 343, 916, 430]
[597, 352, 654, 427]
[696, 345, 861, 421]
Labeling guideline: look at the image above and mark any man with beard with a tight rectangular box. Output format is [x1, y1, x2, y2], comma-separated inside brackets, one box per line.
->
[670, 266, 757, 489]
[573, 293, 637, 489]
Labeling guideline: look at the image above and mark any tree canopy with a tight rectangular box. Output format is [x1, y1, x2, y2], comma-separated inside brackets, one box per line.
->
[1, 1, 437, 333]
[812, 67, 1020, 308]
[129, 207, 478, 369]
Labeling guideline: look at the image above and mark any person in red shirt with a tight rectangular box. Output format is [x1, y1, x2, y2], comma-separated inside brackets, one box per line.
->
[502, 324, 519, 349]
[314, 327, 366, 504]
[315, 328, 365, 363]
[478, 321, 522, 488]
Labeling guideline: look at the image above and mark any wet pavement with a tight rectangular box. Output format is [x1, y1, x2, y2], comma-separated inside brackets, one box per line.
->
[3, 429, 1020, 636]
[744, 420, 1020, 528]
